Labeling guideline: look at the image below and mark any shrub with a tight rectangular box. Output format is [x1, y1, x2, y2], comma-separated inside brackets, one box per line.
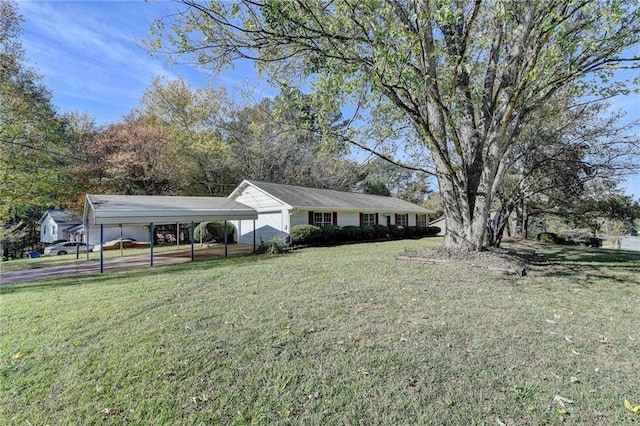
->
[194, 221, 235, 243]
[422, 226, 441, 236]
[373, 225, 390, 239]
[537, 232, 559, 244]
[290, 224, 322, 245]
[361, 225, 376, 240]
[341, 226, 363, 241]
[320, 225, 343, 242]
[256, 236, 288, 254]
[584, 237, 603, 248]
[404, 226, 418, 237]
[387, 225, 405, 239]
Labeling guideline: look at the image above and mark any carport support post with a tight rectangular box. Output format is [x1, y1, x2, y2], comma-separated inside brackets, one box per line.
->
[149, 223, 154, 267]
[100, 224, 104, 273]
[85, 223, 90, 261]
[190, 222, 194, 261]
[224, 220, 228, 258]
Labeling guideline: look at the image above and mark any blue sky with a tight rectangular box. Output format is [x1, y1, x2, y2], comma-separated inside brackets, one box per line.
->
[18, 0, 640, 198]
[19, 0, 273, 124]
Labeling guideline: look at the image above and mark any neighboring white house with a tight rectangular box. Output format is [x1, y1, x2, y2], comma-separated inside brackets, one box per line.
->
[228, 180, 434, 245]
[38, 210, 82, 244]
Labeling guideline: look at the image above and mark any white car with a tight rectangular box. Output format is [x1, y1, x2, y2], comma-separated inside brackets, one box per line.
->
[44, 241, 93, 256]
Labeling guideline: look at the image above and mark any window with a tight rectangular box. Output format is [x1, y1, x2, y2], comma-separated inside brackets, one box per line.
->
[396, 214, 408, 226]
[417, 214, 427, 227]
[314, 212, 333, 227]
[362, 213, 376, 226]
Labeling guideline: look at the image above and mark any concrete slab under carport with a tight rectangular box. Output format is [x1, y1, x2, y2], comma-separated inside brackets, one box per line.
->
[1, 244, 255, 285]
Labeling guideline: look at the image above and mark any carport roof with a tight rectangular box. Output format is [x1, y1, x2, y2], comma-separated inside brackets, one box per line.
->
[83, 194, 258, 225]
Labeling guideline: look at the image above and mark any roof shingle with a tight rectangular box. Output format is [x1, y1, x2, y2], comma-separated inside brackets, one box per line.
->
[245, 180, 433, 213]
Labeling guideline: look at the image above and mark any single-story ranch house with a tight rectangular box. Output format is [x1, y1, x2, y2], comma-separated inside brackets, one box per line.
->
[229, 180, 434, 245]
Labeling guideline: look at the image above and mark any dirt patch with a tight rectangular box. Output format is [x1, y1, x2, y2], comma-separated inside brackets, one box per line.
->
[398, 246, 548, 276]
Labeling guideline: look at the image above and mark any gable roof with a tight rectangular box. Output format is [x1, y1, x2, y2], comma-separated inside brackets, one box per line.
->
[232, 180, 434, 214]
[83, 194, 258, 225]
[38, 209, 81, 225]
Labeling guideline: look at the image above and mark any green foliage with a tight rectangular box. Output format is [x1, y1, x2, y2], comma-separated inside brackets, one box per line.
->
[135, 76, 237, 196]
[193, 221, 235, 243]
[422, 226, 441, 237]
[256, 236, 287, 254]
[340, 225, 364, 241]
[373, 224, 390, 239]
[149, 0, 640, 251]
[289, 224, 322, 245]
[537, 232, 560, 244]
[291, 223, 438, 247]
[224, 89, 361, 191]
[387, 225, 405, 239]
[0, 1, 86, 222]
[318, 224, 342, 242]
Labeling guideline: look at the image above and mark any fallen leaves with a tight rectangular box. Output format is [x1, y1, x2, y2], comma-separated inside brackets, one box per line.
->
[102, 407, 124, 419]
[624, 399, 640, 413]
[553, 394, 575, 408]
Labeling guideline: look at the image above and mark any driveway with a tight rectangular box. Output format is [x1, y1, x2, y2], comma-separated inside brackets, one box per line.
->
[1, 244, 254, 286]
[620, 236, 640, 251]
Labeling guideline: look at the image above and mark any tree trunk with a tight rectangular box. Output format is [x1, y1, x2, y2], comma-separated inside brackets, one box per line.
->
[514, 198, 528, 238]
[438, 173, 493, 251]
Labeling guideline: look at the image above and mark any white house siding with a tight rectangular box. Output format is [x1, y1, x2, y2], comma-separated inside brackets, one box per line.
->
[232, 185, 290, 245]
[40, 215, 79, 243]
[234, 211, 290, 245]
[40, 216, 59, 243]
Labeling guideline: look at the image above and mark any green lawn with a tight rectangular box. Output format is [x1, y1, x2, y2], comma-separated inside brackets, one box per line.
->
[2, 238, 639, 425]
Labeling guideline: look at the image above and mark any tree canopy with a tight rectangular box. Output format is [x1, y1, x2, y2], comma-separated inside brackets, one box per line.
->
[150, 0, 640, 250]
[0, 0, 78, 220]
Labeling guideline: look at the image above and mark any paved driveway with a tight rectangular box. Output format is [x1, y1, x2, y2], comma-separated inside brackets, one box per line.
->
[1, 244, 254, 286]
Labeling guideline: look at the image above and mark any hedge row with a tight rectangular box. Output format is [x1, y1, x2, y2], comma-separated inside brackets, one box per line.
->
[290, 224, 441, 246]
[536, 232, 602, 247]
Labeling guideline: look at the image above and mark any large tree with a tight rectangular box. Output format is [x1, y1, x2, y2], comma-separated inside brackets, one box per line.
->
[488, 100, 640, 245]
[150, 0, 640, 250]
[224, 88, 362, 191]
[88, 114, 179, 195]
[136, 76, 237, 195]
[0, 0, 75, 221]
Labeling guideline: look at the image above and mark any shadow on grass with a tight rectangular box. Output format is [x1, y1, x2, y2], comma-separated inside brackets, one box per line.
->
[542, 246, 640, 264]
[529, 245, 640, 284]
[0, 252, 283, 295]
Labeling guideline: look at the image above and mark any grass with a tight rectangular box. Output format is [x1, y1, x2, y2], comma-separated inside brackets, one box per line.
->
[1, 238, 639, 425]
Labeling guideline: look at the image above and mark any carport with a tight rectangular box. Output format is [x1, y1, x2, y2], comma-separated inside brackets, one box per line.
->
[83, 194, 258, 273]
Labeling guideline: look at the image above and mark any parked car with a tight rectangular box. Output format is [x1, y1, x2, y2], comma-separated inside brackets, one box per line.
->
[44, 241, 93, 256]
[92, 238, 148, 251]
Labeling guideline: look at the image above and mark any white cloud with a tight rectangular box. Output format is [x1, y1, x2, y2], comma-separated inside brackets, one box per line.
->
[18, 1, 187, 121]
